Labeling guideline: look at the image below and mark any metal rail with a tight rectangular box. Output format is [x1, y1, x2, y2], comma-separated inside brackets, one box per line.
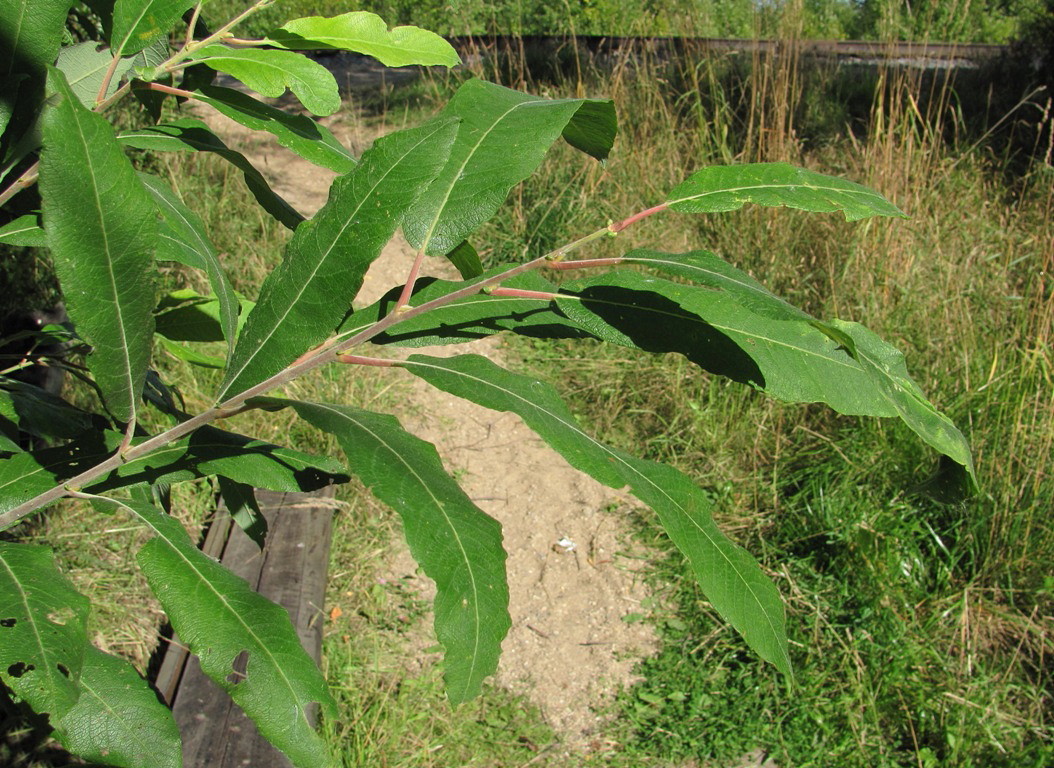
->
[445, 34, 1007, 64]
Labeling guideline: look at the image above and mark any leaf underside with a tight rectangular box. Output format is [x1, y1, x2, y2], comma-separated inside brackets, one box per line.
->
[265, 11, 461, 68]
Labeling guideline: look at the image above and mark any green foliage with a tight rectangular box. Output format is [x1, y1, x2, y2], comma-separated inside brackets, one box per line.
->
[277, 399, 511, 705]
[0, 2, 974, 767]
[52, 646, 182, 768]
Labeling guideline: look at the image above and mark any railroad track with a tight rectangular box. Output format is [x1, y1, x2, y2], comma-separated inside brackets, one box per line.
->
[445, 34, 1007, 67]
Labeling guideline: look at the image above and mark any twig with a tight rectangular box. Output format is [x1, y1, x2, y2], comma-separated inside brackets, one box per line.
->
[0, 161, 39, 207]
[0, 202, 670, 530]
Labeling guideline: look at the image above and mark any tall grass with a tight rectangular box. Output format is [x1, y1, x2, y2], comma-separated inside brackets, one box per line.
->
[406, 25, 1054, 766]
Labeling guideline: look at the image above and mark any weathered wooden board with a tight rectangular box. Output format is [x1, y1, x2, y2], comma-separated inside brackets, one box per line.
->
[156, 487, 335, 768]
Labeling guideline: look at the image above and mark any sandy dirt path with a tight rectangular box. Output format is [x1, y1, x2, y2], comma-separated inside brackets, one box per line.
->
[195, 92, 659, 754]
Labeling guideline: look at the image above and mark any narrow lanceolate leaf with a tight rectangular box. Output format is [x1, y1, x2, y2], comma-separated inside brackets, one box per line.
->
[118, 119, 303, 230]
[621, 251, 975, 478]
[40, 68, 157, 424]
[558, 272, 895, 417]
[0, 380, 102, 442]
[112, 0, 195, 56]
[55, 41, 133, 107]
[667, 163, 907, 221]
[0, 0, 72, 83]
[53, 646, 182, 768]
[0, 214, 46, 247]
[196, 85, 355, 173]
[278, 400, 510, 704]
[402, 79, 617, 258]
[119, 499, 337, 768]
[89, 425, 349, 494]
[825, 319, 975, 480]
[264, 11, 460, 68]
[185, 45, 340, 116]
[401, 355, 791, 676]
[0, 542, 91, 717]
[337, 270, 586, 346]
[220, 118, 458, 399]
[138, 172, 239, 347]
[622, 249, 811, 322]
[0, 437, 112, 518]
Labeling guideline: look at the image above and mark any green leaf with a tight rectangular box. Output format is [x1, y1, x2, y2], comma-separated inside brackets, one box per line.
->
[219, 117, 458, 399]
[155, 336, 226, 368]
[264, 11, 460, 68]
[218, 476, 267, 549]
[89, 425, 350, 493]
[185, 45, 340, 116]
[112, 0, 195, 56]
[616, 251, 975, 479]
[118, 119, 304, 230]
[0, 76, 23, 137]
[194, 85, 355, 173]
[154, 289, 226, 342]
[53, 646, 182, 768]
[114, 498, 336, 768]
[0, 214, 46, 246]
[446, 240, 483, 279]
[0, 437, 111, 518]
[621, 249, 811, 322]
[558, 271, 895, 416]
[667, 163, 907, 221]
[399, 354, 791, 676]
[0, 379, 102, 442]
[40, 67, 157, 424]
[0, 0, 72, 83]
[825, 319, 975, 480]
[402, 79, 616, 258]
[337, 271, 585, 346]
[274, 399, 510, 704]
[0, 541, 91, 717]
[55, 41, 132, 107]
[139, 173, 239, 347]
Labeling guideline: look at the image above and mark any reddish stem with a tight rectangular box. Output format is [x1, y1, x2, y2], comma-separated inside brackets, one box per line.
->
[139, 82, 200, 100]
[396, 249, 428, 309]
[609, 202, 669, 233]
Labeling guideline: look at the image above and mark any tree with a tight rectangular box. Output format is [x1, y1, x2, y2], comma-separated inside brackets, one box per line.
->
[0, 2, 972, 766]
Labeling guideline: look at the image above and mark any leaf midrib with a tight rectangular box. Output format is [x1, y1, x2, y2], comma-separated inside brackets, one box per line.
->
[418, 92, 559, 252]
[221, 121, 449, 398]
[668, 180, 878, 208]
[0, 552, 71, 708]
[130, 504, 313, 729]
[312, 403, 484, 701]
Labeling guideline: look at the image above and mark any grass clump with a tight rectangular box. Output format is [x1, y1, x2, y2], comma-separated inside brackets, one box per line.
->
[432, 29, 1054, 766]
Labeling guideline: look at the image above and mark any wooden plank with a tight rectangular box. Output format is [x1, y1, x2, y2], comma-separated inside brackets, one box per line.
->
[162, 487, 335, 768]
